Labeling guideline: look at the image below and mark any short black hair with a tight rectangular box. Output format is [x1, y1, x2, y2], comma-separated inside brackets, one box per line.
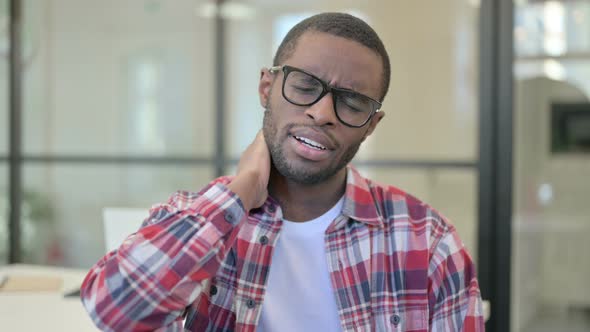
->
[273, 12, 391, 102]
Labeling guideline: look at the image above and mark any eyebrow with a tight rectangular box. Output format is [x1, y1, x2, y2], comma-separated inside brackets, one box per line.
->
[302, 66, 364, 92]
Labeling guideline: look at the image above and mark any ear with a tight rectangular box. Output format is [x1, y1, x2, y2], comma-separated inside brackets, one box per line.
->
[259, 68, 274, 108]
[361, 111, 385, 142]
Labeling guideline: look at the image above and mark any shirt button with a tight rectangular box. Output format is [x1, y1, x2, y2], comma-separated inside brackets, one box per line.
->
[224, 212, 235, 223]
[246, 298, 256, 308]
[209, 285, 218, 296]
[390, 314, 401, 326]
[259, 235, 269, 245]
[267, 205, 276, 213]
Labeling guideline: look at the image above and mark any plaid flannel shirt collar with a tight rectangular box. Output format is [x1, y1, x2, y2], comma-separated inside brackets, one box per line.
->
[341, 165, 385, 228]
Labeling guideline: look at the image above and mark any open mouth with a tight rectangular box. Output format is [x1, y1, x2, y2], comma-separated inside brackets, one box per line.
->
[293, 135, 327, 150]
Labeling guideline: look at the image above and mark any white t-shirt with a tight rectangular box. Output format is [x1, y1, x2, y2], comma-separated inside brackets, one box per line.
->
[257, 197, 344, 332]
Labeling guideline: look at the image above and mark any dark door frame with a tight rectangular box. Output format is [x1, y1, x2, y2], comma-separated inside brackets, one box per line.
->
[477, 0, 514, 331]
[8, 0, 23, 263]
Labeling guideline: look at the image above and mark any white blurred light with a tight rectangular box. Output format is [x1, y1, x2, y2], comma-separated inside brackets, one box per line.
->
[468, 0, 481, 8]
[543, 1, 566, 55]
[543, 59, 566, 80]
[538, 183, 554, 206]
[196, 2, 256, 20]
[573, 9, 585, 24]
[514, 26, 528, 43]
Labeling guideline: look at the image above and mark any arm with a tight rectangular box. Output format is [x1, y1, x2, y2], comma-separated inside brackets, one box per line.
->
[428, 229, 485, 331]
[81, 184, 245, 331]
[81, 132, 270, 331]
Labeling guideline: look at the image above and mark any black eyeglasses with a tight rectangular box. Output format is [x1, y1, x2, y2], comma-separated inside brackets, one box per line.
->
[269, 65, 382, 128]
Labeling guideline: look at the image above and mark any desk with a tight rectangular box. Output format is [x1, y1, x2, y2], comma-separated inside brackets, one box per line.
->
[0, 264, 98, 331]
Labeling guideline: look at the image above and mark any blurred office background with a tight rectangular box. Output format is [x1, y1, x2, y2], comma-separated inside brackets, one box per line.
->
[0, 1, 588, 331]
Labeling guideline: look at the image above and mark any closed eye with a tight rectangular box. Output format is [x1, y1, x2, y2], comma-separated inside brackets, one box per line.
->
[292, 85, 321, 94]
[339, 95, 370, 113]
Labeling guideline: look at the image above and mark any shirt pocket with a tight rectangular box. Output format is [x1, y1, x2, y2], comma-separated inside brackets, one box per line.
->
[373, 308, 428, 331]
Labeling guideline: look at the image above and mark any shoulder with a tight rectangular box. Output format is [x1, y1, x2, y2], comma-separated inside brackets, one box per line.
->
[362, 174, 455, 249]
[149, 176, 235, 215]
[365, 178, 475, 279]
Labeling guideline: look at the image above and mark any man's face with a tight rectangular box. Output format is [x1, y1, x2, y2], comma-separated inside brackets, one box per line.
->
[259, 32, 384, 185]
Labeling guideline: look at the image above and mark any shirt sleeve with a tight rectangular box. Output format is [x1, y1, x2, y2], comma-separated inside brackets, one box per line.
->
[428, 228, 485, 331]
[80, 181, 246, 332]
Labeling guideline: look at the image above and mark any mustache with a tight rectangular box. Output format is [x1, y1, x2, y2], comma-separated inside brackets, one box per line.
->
[263, 107, 339, 149]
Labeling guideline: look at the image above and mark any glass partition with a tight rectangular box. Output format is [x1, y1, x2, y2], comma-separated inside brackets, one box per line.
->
[512, 1, 590, 331]
[22, 0, 214, 157]
[22, 165, 213, 267]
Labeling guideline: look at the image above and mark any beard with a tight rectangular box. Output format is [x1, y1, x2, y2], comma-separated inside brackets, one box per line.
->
[262, 106, 361, 185]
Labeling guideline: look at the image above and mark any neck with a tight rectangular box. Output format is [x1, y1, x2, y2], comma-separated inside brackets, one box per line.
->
[268, 166, 347, 222]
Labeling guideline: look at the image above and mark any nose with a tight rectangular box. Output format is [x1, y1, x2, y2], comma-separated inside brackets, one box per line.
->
[303, 93, 337, 126]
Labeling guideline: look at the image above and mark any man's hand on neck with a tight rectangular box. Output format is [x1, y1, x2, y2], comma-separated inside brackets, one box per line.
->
[227, 131, 270, 212]
[228, 130, 347, 220]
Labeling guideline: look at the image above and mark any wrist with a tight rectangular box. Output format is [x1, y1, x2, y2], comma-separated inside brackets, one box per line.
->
[227, 173, 257, 211]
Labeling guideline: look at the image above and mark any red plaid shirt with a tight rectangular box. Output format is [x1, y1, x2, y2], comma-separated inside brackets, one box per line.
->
[81, 166, 484, 331]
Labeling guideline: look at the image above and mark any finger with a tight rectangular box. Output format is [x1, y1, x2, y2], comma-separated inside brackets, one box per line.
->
[256, 130, 269, 149]
[254, 130, 264, 144]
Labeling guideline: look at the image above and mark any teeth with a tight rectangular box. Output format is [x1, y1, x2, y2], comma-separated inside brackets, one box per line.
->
[294, 136, 327, 150]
